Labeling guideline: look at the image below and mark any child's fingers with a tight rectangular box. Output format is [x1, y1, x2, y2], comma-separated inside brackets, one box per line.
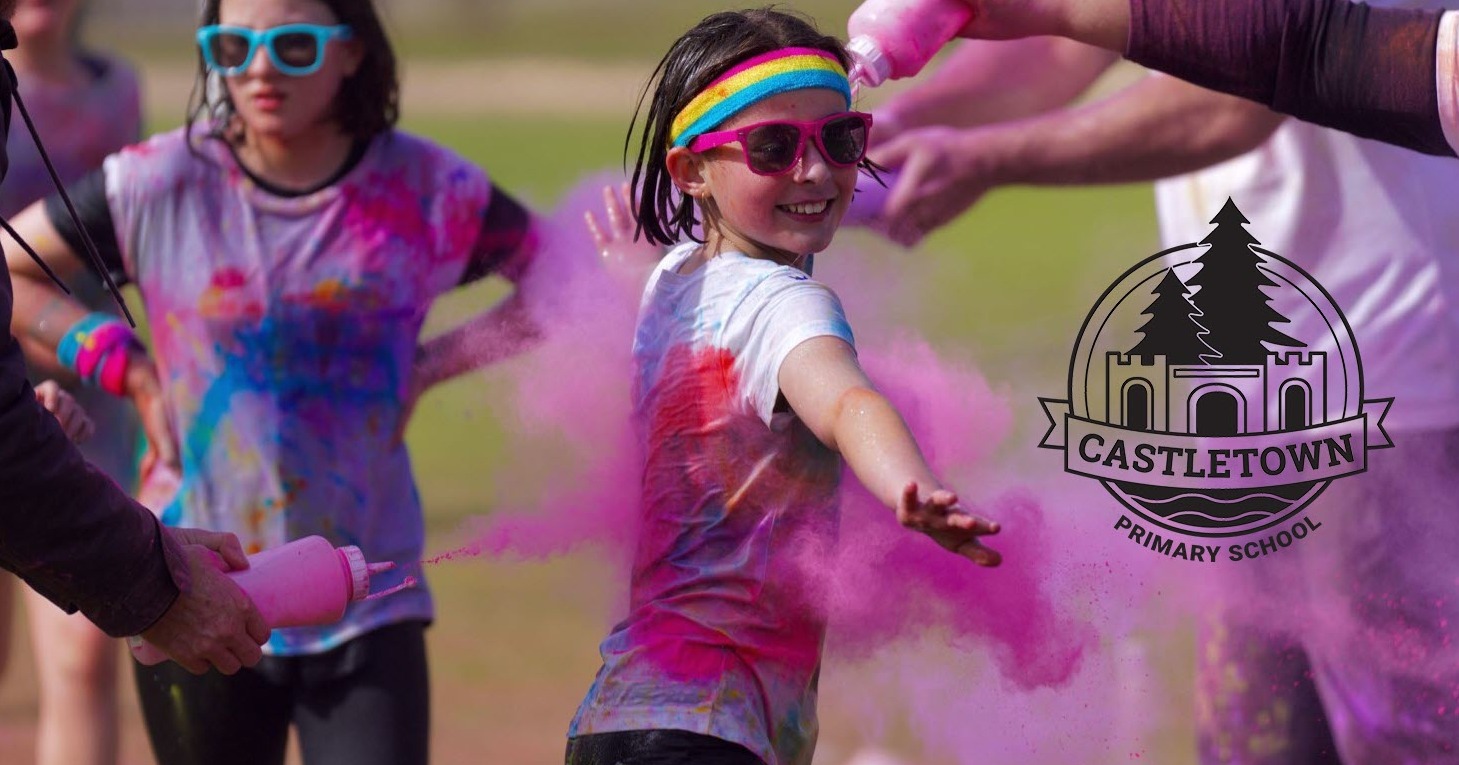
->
[955, 538, 1002, 567]
[60, 400, 91, 444]
[66, 407, 93, 443]
[927, 489, 958, 508]
[34, 381, 60, 412]
[944, 511, 1000, 535]
[58, 400, 80, 430]
[897, 481, 920, 513]
[75, 414, 95, 444]
[585, 210, 607, 252]
[603, 185, 629, 235]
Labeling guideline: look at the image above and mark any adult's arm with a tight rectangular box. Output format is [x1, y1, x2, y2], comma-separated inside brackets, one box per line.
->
[871, 37, 1119, 141]
[872, 74, 1285, 242]
[1125, 0, 1450, 157]
[955, 0, 1453, 157]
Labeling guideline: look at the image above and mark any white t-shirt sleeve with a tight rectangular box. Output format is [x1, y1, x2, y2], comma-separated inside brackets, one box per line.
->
[736, 272, 855, 424]
[1438, 11, 1459, 155]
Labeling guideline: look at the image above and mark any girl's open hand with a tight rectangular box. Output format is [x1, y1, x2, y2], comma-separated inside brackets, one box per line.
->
[586, 182, 661, 289]
[896, 481, 1002, 566]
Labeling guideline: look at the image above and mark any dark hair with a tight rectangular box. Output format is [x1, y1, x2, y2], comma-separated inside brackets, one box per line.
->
[628, 7, 881, 247]
[185, 0, 399, 146]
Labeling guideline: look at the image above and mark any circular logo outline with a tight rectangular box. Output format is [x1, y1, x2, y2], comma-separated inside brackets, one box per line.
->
[1063, 241, 1367, 539]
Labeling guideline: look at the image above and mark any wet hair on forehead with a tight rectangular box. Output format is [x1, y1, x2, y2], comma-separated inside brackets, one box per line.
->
[185, 0, 399, 147]
[627, 7, 877, 247]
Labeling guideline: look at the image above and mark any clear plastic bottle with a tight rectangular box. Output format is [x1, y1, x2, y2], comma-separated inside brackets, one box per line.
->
[846, 0, 975, 89]
[128, 535, 408, 665]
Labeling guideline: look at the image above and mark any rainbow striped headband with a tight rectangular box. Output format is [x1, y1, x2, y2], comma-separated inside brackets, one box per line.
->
[670, 47, 852, 148]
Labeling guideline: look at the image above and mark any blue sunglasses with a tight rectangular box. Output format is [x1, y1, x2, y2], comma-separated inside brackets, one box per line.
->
[197, 23, 353, 77]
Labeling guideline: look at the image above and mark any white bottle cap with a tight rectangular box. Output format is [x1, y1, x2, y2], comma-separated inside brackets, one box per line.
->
[846, 36, 892, 89]
[339, 545, 370, 601]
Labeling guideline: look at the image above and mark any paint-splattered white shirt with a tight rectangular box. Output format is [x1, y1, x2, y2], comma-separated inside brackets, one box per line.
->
[57, 127, 534, 654]
[571, 243, 855, 765]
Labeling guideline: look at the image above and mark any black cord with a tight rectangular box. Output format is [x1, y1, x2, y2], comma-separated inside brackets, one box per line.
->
[0, 214, 70, 295]
[3, 58, 135, 326]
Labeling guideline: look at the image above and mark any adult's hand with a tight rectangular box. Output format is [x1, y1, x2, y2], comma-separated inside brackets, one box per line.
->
[871, 125, 1010, 245]
[139, 528, 269, 675]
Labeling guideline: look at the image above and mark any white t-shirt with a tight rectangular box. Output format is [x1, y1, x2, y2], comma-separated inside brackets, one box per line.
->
[97, 127, 532, 655]
[1436, 10, 1459, 153]
[1157, 4, 1459, 432]
[571, 243, 855, 765]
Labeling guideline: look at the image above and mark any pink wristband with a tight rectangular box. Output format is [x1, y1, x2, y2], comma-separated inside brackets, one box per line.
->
[74, 322, 134, 380]
[98, 345, 132, 397]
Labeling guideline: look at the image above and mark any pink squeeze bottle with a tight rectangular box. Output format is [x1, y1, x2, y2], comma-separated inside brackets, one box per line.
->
[128, 535, 410, 665]
[846, 0, 975, 90]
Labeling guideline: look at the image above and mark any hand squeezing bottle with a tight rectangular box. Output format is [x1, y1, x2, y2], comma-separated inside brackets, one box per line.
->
[846, 0, 975, 90]
[129, 535, 412, 665]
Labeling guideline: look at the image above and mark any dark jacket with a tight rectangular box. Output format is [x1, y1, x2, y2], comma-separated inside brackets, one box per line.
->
[0, 34, 184, 637]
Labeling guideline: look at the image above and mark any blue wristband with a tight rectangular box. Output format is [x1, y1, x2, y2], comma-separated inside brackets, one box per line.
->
[56, 312, 111, 371]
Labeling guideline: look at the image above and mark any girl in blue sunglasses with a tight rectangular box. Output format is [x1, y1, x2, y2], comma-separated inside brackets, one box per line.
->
[2, 0, 558, 762]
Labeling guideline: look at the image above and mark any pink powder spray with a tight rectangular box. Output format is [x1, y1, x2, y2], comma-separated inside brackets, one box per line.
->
[420, 174, 1196, 759]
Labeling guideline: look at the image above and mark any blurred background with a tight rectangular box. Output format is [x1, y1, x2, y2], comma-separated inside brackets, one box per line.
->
[0, 1, 1177, 762]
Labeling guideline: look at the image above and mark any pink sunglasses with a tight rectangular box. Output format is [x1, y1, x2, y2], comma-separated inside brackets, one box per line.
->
[688, 111, 874, 176]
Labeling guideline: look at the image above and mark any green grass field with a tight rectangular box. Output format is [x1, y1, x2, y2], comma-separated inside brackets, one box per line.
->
[1, 61, 1185, 765]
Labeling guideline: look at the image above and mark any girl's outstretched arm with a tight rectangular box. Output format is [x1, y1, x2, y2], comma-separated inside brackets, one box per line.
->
[779, 336, 1001, 565]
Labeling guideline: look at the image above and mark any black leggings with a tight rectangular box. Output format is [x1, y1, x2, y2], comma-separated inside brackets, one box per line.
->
[566, 729, 766, 765]
[134, 621, 430, 765]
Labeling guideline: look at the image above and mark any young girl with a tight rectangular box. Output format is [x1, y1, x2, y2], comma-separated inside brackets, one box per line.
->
[0, 2, 143, 764]
[4, 0, 538, 763]
[567, 10, 1002, 765]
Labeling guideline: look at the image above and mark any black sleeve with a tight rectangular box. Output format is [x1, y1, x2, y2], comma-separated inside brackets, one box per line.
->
[1128, 0, 1453, 157]
[0, 267, 182, 637]
[458, 184, 535, 286]
[44, 168, 129, 286]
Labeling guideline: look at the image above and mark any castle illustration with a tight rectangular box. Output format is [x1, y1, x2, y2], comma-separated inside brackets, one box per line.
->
[1105, 351, 1327, 435]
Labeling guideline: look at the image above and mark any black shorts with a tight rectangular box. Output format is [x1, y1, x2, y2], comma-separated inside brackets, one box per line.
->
[566, 729, 766, 765]
[133, 620, 429, 765]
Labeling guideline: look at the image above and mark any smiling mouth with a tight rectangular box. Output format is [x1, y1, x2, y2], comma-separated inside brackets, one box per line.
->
[779, 199, 832, 216]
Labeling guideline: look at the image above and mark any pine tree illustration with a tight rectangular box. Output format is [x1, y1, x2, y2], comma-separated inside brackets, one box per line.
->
[1129, 269, 1214, 364]
[1185, 198, 1302, 364]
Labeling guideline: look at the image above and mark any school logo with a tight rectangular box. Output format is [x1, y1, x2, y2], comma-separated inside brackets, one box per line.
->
[1039, 199, 1392, 561]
